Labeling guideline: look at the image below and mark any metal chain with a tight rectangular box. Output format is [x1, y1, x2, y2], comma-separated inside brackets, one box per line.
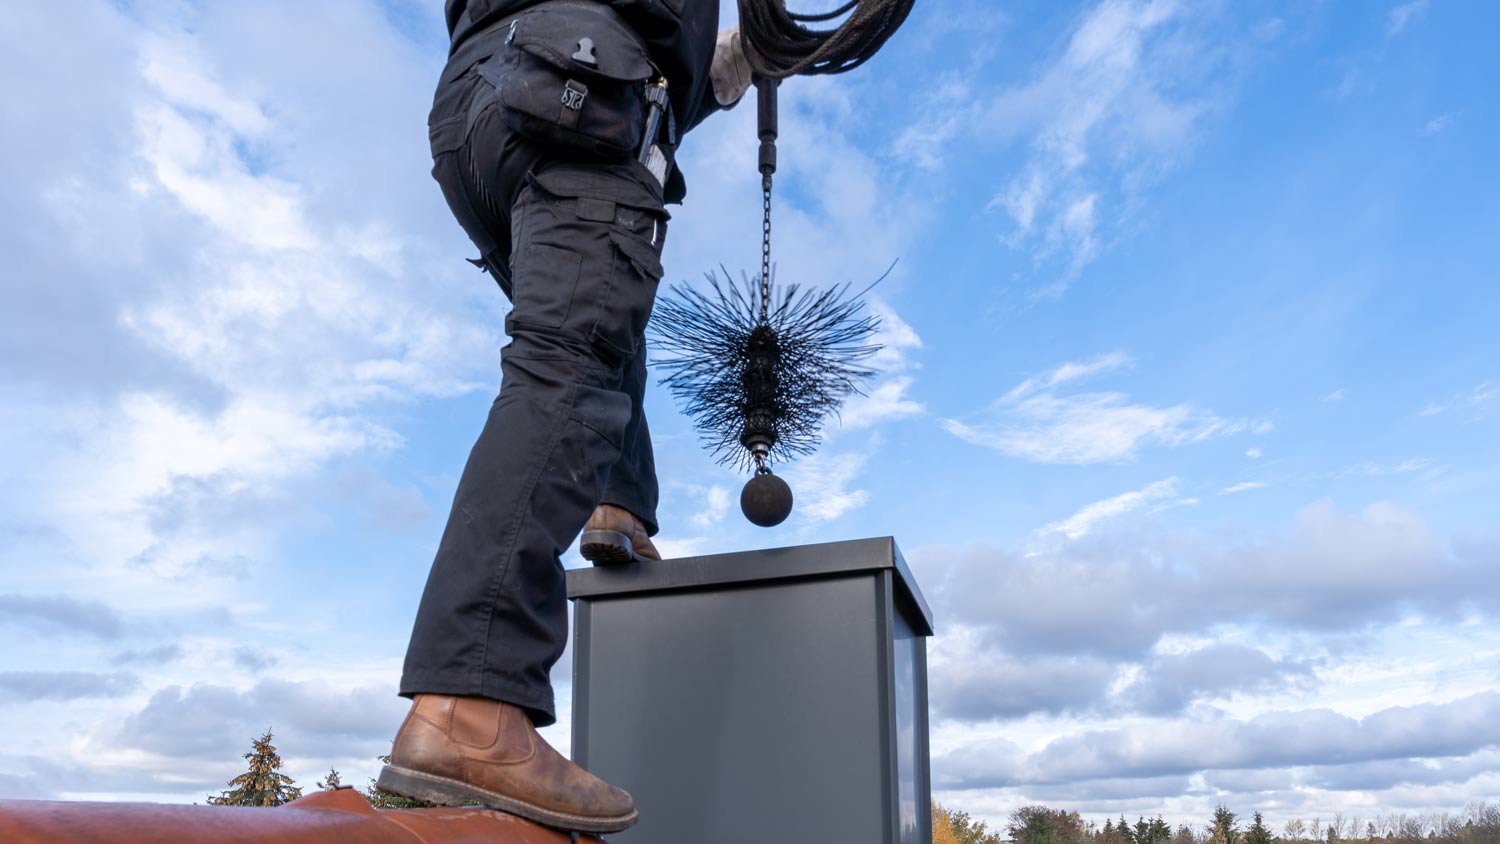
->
[760, 177, 773, 324]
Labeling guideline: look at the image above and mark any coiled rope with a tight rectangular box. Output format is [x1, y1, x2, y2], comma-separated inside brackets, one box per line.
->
[737, 0, 917, 79]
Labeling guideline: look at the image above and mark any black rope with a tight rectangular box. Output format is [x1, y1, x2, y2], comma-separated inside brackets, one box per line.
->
[788, 0, 858, 24]
[738, 0, 916, 79]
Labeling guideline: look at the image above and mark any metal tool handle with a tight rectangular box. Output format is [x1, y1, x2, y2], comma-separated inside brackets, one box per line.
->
[638, 78, 669, 164]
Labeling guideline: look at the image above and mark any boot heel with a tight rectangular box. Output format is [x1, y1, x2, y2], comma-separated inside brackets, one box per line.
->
[580, 529, 639, 565]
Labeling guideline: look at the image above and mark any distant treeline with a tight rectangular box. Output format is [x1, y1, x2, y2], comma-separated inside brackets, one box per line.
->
[211, 734, 1497, 844]
[934, 803, 1500, 844]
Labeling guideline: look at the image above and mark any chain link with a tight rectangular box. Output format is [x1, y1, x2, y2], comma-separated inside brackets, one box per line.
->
[760, 177, 773, 324]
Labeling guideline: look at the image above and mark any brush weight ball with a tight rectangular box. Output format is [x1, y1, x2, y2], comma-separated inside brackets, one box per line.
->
[741, 472, 793, 527]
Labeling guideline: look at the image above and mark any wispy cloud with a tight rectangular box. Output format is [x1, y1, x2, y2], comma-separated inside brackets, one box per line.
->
[1322, 388, 1346, 402]
[783, 449, 872, 523]
[1386, 0, 1430, 37]
[1221, 480, 1270, 495]
[1038, 477, 1183, 541]
[1, 22, 502, 598]
[1423, 112, 1458, 135]
[1421, 381, 1496, 417]
[944, 354, 1262, 464]
[982, 0, 1238, 296]
[837, 300, 925, 430]
[1334, 458, 1433, 479]
[1006, 351, 1133, 399]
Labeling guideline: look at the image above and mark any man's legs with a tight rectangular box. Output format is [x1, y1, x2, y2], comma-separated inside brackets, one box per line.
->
[401, 159, 668, 725]
[387, 158, 666, 832]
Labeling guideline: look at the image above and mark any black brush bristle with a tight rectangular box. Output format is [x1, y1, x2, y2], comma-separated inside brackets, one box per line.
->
[650, 267, 884, 470]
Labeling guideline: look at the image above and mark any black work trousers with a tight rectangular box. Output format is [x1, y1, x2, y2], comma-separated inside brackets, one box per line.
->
[400, 58, 668, 727]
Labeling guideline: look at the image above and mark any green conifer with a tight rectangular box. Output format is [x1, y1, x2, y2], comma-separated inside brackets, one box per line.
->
[207, 730, 303, 807]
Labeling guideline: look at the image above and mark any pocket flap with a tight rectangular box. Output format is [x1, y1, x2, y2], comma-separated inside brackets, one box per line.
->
[610, 231, 664, 281]
[532, 165, 672, 218]
[511, 5, 655, 82]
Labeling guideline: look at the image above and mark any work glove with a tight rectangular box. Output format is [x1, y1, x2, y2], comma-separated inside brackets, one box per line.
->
[710, 26, 756, 106]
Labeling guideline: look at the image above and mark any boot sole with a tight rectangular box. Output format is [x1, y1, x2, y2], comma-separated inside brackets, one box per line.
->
[579, 530, 643, 566]
[376, 764, 638, 834]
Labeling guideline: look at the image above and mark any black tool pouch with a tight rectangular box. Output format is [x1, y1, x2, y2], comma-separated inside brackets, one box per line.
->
[481, 2, 656, 161]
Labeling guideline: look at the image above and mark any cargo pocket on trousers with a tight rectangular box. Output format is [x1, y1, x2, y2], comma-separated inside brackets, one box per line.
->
[591, 229, 665, 360]
[510, 242, 582, 329]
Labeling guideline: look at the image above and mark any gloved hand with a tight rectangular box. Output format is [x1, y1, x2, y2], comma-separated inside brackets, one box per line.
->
[710, 26, 756, 106]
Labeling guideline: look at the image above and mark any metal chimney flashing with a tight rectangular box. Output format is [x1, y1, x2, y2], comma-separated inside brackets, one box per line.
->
[566, 535, 933, 636]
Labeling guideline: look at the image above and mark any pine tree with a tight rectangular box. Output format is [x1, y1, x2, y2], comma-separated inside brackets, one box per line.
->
[317, 768, 343, 790]
[1246, 813, 1273, 844]
[207, 730, 303, 807]
[1209, 806, 1240, 844]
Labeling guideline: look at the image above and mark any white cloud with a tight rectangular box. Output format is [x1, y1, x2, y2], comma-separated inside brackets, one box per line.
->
[892, 75, 981, 172]
[1421, 381, 1496, 416]
[915, 499, 1493, 667]
[981, 0, 1235, 295]
[1246, 447, 1263, 459]
[1423, 112, 1457, 135]
[1039, 478, 1182, 541]
[836, 299, 925, 429]
[1222, 480, 1270, 495]
[934, 691, 1500, 798]
[1387, 0, 1430, 37]
[865, 298, 925, 374]
[944, 355, 1260, 464]
[840, 377, 924, 430]
[1007, 351, 1133, 399]
[0, 12, 507, 608]
[0, 1, 513, 803]
[1323, 388, 1346, 402]
[1334, 458, 1433, 479]
[945, 690, 1500, 789]
[783, 449, 872, 523]
[689, 486, 732, 530]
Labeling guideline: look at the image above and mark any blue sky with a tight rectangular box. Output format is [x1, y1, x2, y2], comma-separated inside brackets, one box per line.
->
[1, 0, 1497, 829]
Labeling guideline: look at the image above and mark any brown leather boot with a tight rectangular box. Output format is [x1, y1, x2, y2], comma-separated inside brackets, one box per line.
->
[377, 694, 637, 833]
[579, 504, 660, 565]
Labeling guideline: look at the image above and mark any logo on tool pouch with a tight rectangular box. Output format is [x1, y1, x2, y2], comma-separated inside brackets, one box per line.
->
[561, 81, 588, 111]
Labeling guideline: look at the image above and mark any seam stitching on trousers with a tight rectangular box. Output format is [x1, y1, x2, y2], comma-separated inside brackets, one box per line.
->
[472, 380, 579, 689]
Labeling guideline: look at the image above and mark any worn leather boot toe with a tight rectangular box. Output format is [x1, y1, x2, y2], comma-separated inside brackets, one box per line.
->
[378, 694, 637, 833]
[579, 503, 660, 565]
